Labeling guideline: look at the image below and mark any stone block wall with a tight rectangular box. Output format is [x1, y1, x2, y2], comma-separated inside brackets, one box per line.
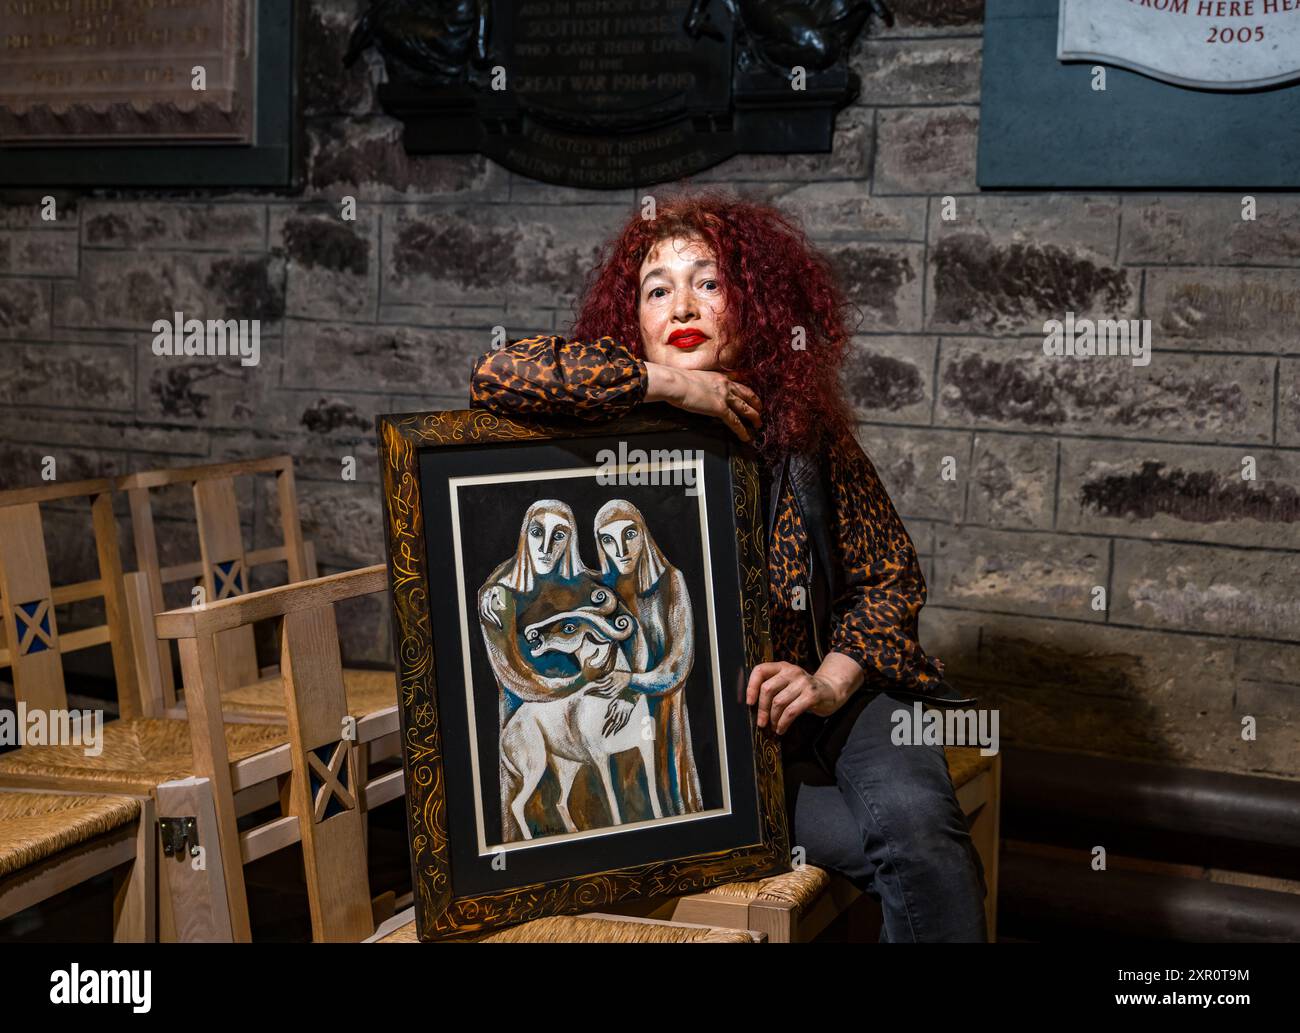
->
[1, 0, 1295, 777]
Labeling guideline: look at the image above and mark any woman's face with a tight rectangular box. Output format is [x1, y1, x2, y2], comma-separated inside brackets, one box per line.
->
[637, 235, 739, 371]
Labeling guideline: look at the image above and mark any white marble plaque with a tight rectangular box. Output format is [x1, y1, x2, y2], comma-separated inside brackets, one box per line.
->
[1059, 0, 1300, 90]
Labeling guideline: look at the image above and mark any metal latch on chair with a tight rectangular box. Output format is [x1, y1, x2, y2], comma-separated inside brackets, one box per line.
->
[159, 816, 200, 857]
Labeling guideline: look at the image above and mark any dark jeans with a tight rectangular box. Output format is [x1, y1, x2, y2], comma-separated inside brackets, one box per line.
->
[783, 688, 989, 942]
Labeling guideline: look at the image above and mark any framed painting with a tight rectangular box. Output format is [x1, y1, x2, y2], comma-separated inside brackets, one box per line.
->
[377, 406, 788, 940]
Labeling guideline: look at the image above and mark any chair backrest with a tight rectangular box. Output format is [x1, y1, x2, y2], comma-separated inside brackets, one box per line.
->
[153, 564, 389, 942]
[0, 479, 139, 716]
[116, 455, 312, 715]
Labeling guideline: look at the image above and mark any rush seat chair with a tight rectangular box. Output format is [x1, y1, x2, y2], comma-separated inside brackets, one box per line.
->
[151, 564, 403, 941]
[0, 478, 285, 941]
[0, 478, 287, 799]
[369, 910, 764, 943]
[152, 565, 763, 944]
[0, 787, 155, 941]
[116, 455, 396, 727]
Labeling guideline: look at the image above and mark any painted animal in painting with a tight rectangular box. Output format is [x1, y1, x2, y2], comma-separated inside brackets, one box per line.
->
[500, 602, 663, 838]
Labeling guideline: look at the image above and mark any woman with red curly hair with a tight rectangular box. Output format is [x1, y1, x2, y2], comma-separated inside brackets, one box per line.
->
[471, 192, 988, 941]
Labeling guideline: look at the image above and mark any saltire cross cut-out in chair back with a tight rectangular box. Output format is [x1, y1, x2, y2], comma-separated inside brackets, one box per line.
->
[14, 599, 55, 656]
[0, 480, 139, 716]
[195, 477, 259, 698]
[308, 740, 354, 823]
[212, 559, 246, 601]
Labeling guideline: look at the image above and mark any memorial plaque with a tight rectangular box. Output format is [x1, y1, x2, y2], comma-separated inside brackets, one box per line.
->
[0, 0, 299, 188]
[1059, 0, 1300, 91]
[487, 0, 731, 188]
[1, 0, 255, 144]
[345, 0, 889, 189]
[978, 0, 1300, 188]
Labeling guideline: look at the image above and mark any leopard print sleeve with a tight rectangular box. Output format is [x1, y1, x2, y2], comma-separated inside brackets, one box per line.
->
[470, 334, 648, 421]
[824, 425, 948, 693]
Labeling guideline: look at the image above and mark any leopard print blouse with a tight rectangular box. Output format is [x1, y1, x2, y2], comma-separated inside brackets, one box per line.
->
[470, 334, 947, 699]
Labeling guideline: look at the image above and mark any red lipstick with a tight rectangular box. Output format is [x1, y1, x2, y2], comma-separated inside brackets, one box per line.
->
[668, 328, 709, 348]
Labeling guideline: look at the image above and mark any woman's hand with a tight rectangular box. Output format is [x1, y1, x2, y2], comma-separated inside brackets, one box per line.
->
[644, 363, 762, 442]
[746, 653, 864, 734]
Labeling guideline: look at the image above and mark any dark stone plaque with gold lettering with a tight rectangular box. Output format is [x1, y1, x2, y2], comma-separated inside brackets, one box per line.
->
[0, 0, 299, 188]
[345, 0, 890, 189]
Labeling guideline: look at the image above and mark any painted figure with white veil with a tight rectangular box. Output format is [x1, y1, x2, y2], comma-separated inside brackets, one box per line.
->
[588, 499, 703, 816]
[478, 499, 598, 839]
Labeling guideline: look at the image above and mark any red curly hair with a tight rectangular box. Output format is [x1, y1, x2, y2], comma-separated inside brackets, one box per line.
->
[569, 192, 854, 457]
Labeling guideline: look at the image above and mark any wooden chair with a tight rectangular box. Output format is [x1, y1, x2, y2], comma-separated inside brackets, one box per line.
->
[0, 478, 287, 940]
[0, 787, 154, 941]
[0, 477, 288, 800]
[118, 457, 407, 933]
[952, 746, 1002, 939]
[671, 749, 1003, 942]
[151, 565, 403, 941]
[0, 480, 137, 717]
[368, 908, 764, 943]
[116, 455, 396, 728]
[151, 565, 763, 945]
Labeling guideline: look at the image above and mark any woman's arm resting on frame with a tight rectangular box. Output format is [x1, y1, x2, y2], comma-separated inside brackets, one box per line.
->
[469, 333, 762, 439]
[470, 334, 649, 420]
